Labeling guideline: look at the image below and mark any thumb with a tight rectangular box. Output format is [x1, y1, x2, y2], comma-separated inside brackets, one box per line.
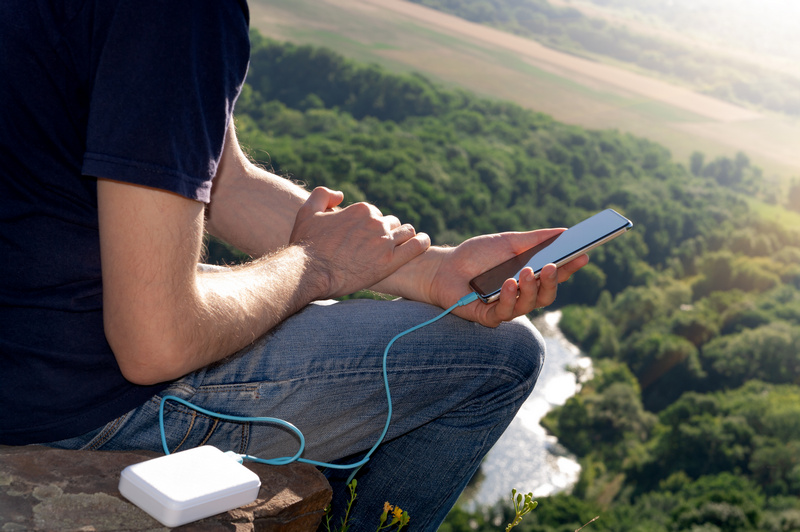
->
[303, 187, 344, 214]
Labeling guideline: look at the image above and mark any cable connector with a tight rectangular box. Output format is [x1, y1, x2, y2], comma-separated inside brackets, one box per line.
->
[223, 451, 245, 464]
[457, 292, 479, 306]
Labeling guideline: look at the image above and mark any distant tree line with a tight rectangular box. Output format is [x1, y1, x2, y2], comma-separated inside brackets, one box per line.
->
[407, 0, 800, 117]
[215, 33, 800, 531]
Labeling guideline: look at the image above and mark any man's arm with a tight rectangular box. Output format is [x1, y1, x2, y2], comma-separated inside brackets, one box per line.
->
[203, 123, 309, 256]
[98, 139, 429, 386]
[98, 179, 316, 385]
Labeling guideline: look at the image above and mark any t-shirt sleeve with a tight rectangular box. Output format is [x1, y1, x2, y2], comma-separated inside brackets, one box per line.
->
[81, 0, 250, 203]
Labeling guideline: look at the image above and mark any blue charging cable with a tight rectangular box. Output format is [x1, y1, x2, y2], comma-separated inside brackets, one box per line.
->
[159, 291, 479, 480]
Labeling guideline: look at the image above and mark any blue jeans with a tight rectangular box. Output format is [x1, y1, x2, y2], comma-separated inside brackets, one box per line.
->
[49, 298, 545, 530]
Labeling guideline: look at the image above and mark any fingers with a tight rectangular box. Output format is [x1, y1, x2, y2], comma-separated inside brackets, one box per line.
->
[383, 214, 402, 231]
[534, 263, 559, 307]
[394, 230, 431, 263]
[388, 221, 430, 266]
[292, 187, 429, 297]
[486, 277, 525, 326]
[558, 253, 590, 282]
[484, 263, 560, 326]
[300, 187, 344, 215]
[516, 267, 542, 310]
[389, 221, 420, 243]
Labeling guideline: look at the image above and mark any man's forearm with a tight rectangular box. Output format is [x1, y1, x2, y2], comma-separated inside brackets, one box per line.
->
[369, 245, 446, 304]
[106, 240, 325, 386]
[191, 245, 323, 366]
[101, 177, 428, 386]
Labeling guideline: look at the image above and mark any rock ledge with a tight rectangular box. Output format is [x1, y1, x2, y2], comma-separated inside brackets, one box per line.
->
[0, 445, 331, 531]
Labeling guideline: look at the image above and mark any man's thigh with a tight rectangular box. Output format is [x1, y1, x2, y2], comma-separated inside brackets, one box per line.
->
[58, 298, 545, 462]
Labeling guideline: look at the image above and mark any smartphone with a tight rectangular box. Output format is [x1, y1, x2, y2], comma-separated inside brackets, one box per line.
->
[469, 209, 633, 303]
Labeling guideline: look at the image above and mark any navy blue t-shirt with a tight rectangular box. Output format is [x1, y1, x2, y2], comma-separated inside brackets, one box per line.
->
[0, 0, 250, 445]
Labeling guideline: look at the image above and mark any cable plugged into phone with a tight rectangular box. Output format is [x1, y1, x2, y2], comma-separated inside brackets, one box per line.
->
[458, 292, 479, 306]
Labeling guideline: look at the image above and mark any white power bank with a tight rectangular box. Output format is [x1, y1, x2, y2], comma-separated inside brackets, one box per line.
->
[118, 446, 261, 527]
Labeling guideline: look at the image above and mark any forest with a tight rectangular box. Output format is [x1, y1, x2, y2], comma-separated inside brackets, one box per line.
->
[406, 0, 800, 117]
[213, 31, 800, 531]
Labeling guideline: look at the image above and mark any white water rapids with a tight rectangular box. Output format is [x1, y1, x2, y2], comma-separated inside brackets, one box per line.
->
[460, 311, 592, 509]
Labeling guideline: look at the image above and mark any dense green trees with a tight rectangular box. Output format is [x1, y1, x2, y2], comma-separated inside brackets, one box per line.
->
[221, 33, 800, 530]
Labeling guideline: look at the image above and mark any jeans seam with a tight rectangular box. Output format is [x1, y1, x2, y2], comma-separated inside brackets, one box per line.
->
[194, 384, 261, 393]
[83, 412, 129, 451]
[198, 418, 220, 448]
[239, 423, 250, 455]
[171, 410, 197, 453]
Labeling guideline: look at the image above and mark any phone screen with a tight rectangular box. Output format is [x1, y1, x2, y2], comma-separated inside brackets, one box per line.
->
[469, 209, 632, 303]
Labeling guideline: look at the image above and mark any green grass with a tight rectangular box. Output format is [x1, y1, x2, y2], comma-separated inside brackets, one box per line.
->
[747, 197, 800, 228]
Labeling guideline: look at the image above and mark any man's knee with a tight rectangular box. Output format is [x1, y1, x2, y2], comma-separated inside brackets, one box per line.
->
[500, 316, 546, 378]
[468, 315, 546, 394]
[445, 316, 545, 427]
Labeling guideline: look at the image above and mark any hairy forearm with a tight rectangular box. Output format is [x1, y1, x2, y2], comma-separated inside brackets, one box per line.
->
[107, 243, 323, 386]
[205, 168, 308, 256]
[193, 246, 319, 366]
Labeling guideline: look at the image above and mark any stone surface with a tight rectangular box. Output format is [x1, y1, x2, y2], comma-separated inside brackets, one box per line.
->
[0, 446, 331, 531]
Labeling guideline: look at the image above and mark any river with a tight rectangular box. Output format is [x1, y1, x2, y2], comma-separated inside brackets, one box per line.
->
[460, 311, 592, 509]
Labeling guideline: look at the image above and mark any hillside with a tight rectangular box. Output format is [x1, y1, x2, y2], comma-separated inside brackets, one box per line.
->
[248, 0, 800, 192]
[219, 33, 800, 530]
[411, 0, 800, 117]
[551, 0, 800, 79]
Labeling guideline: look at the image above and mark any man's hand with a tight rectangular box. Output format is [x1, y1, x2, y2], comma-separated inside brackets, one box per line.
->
[374, 229, 589, 327]
[290, 187, 431, 299]
[430, 230, 589, 327]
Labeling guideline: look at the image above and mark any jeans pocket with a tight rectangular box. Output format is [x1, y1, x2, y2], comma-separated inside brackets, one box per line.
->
[140, 389, 240, 454]
[166, 407, 223, 454]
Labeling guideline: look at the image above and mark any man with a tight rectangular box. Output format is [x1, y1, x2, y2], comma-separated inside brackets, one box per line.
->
[0, 0, 587, 528]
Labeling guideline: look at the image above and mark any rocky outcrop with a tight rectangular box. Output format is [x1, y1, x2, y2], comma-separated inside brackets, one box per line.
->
[0, 445, 332, 531]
